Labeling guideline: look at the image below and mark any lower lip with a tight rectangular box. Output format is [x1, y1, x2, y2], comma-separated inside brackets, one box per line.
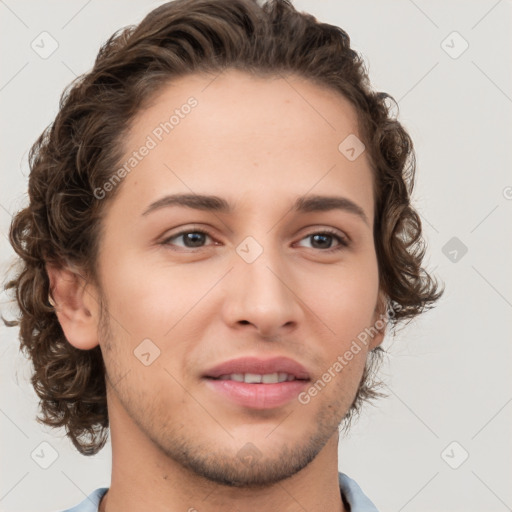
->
[204, 378, 309, 409]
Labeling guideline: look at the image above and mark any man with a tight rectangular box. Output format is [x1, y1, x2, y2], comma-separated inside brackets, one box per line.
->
[4, 0, 443, 510]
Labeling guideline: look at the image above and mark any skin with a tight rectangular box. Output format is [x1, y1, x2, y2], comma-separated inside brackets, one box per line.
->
[48, 69, 386, 512]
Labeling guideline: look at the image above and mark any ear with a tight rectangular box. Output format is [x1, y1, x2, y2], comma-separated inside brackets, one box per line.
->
[46, 263, 100, 350]
[368, 289, 389, 351]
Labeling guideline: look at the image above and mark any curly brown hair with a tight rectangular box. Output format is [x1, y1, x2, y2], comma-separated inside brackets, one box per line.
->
[3, 0, 443, 455]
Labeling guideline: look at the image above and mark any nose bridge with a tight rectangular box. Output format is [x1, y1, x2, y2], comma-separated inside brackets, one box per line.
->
[223, 232, 301, 335]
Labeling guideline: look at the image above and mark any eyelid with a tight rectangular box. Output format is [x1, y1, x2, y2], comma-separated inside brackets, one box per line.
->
[294, 227, 349, 251]
[159, 226, 214, 248]
[160, 225, 350, 251]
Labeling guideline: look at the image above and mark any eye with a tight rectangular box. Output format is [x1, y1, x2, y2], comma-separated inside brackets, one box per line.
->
[160, 227, 349, 252]
[296, 229, 349, 252]
[160, 228, 214, 249]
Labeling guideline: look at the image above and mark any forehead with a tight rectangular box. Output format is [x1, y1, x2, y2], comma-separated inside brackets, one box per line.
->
[131, 69, 362, 146]
[110, 69, 373, 221]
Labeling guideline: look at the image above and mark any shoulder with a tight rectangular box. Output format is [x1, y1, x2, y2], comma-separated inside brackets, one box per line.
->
[338, 472, 380, 512]
[56, 487, 109, 512]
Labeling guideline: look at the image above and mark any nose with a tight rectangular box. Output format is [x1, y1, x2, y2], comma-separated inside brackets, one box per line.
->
[221, 243, 303, 339]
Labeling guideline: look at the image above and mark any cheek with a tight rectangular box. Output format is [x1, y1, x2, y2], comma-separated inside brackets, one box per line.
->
[98, 252, 190, 340]
[316, 259, 380, 340]
[99, 236, 379, 345]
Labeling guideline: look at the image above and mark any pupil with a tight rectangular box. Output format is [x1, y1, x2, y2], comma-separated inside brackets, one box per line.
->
[312, 234, 331, 249]
[185, 232, 205, 247]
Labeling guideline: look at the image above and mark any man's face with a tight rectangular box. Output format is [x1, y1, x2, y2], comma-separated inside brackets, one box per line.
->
[92, 69, 383, 486]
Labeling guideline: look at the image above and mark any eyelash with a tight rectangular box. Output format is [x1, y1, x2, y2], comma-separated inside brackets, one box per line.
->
[160, 227, 349, 253]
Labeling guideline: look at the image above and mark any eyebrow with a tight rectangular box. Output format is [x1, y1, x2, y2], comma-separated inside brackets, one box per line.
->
[141, 193, 369, 225]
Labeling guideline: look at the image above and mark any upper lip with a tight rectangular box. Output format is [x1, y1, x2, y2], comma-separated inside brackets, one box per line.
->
[203, 356, 310, 380]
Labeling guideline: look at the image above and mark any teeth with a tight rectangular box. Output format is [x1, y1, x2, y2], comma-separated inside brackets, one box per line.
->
[262, 373, 279, 384]
[218, 373, 297, 383]
[244, 373, 262, 383]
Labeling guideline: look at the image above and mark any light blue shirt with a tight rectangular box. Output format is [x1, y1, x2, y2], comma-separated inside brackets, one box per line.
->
[59, 472, 379, 511]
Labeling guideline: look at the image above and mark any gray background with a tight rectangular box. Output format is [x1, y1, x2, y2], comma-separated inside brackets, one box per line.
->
[1, 1, 511, 511]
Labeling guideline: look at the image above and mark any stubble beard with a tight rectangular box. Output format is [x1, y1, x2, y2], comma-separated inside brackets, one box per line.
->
[97, 296, 352, 489]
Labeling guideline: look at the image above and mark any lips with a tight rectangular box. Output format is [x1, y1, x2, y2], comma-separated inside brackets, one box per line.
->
[202, 356, 311, 409]
[203, 356, 311, 381]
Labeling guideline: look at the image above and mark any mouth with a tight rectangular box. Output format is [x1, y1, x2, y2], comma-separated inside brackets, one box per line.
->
[210, 372, 305, 383]
[203, 355, 310, 381]
[202, 356, 311, 409]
